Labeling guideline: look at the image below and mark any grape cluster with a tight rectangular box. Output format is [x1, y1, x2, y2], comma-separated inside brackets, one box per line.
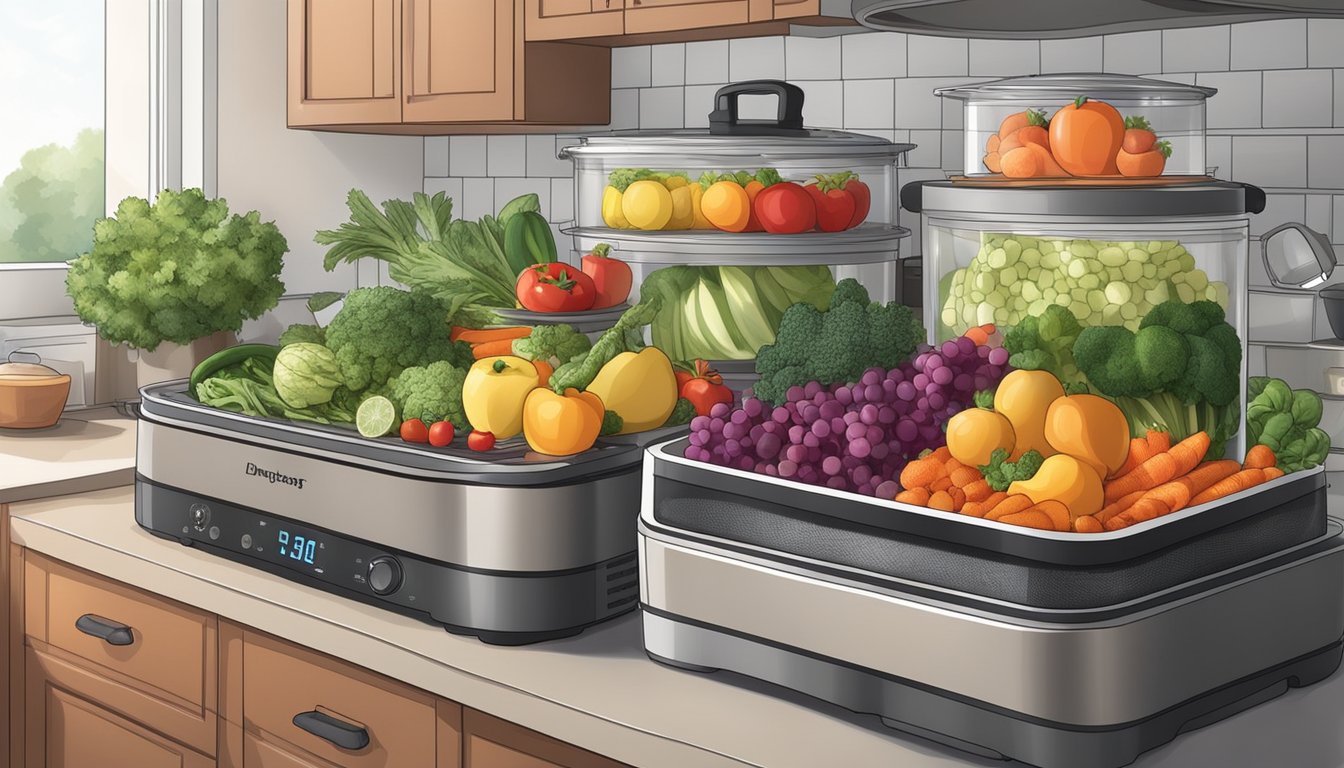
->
[685, 336, 1010, 496]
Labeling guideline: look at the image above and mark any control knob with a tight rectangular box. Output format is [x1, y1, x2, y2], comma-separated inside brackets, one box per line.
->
[367, 556, 403, 595]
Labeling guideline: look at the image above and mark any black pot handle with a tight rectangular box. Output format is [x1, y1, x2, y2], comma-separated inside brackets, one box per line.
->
[899, 180, 931, 214]
[708, 80, 806, 136]
[293, 710, 370, 751]
[1239, 182, 1266, 214]
[75, 614, 134, 647]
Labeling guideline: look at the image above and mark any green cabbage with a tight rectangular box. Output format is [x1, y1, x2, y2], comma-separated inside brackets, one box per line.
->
[273, 343, 343, 408]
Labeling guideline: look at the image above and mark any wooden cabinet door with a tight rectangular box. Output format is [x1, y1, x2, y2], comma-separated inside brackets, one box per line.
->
[243, 731, 340, 768]
[25, 649, 212, 768]
[403, 0, 518, 122]
[288, 0, 402, 126]
[525, 0, 623, 40]
[772, 0, 819, 18]
[463, 709, 629, 768]
[623, 0, 751, 34]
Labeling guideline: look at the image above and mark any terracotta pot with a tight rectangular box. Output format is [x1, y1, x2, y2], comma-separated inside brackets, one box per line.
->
[134, 330, 237, 390]
[0, 353, 72, 429]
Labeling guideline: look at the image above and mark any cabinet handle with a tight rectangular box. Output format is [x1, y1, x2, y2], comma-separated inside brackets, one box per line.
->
[293, 710, 370, 751]
[75, 614, 134, 647]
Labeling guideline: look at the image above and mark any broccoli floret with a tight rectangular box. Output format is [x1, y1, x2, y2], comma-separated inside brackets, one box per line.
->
[1073, 326, 1150, 398]
[828, 276, 871, 307]
[390, 361, 468, 430]
[978, 448, 1045, 492]
[1132, 325, 1188, 391]
[662, 398, 696, 427]
[1002, 304, 1083, 384]
[278, 323, 325, 347]
[512, 324, 592, 366]
[323, 287, 469, 393]
[1140, 298, 1225, 336]
[600, 410, 624, 436]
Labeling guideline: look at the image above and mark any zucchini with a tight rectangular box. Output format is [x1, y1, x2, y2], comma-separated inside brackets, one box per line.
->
[189, 343, 280, 398]
[503, 211, 558, 276]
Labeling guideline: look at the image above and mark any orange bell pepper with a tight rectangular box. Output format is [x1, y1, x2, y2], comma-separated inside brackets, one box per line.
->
[522, 387, 603, 456]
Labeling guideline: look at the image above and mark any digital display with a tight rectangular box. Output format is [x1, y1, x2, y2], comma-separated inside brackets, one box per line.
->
[277, 529, 319, 566]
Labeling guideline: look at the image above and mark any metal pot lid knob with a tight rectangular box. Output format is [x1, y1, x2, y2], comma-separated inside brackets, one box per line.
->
[1263, 223, 1337, 290]
[707, 80, 807, 137]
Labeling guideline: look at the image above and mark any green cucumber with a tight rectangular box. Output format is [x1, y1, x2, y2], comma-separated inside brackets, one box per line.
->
[503, 211, 557, 276]
[189, 343, 281, 399]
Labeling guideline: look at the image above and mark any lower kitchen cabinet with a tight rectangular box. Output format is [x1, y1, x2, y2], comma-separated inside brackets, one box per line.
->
[463, 709, 627, 768]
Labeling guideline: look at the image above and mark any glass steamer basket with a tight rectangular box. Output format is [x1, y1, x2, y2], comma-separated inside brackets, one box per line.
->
[561, 81, 913, 393]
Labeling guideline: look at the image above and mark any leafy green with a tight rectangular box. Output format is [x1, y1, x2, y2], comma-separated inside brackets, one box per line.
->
[497, 193, 540, 225]
[273, 343, 343, 409]
[278, 324, 325, 347]
[195, 356, 355, 425]
[512, 324, 591, 366]
[1246, 376, 1330, 472]
[550, 293, 663, 393]
[66, 188, 287, 351]
[978, 448, 1045, 492]
[662, 398, 697, 428]
[323, 287, 474, 393]
[600, 410, 624, 436]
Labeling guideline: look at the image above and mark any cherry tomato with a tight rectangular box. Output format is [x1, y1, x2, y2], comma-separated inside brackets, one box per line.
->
[428, 420, 455, 447]
[753, 182, 817, 234]
[467, 430, 496, 452]
[679, 360, 734, 416]
[400, 418, 429, 443]
[515, 263, 597, 313]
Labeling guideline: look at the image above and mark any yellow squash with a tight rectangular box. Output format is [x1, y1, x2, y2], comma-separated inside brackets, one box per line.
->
[584, 347, 678, 434]
[1044, 393, 1131, 479]
[601, 186, 630, 229]
[1008, 454, 1104, 519]
[689, 184, 714, 229]
[621, 180, 674, 230]
[946, 408, 1016, 467]
[667, 185, 695, 230]
[463, 356, 539, 440]
[993, 369, 1064, 460]
[523, 387, 603, 456]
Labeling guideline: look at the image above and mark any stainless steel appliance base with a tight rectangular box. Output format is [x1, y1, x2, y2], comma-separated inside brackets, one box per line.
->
[642, 611, 1343, 768]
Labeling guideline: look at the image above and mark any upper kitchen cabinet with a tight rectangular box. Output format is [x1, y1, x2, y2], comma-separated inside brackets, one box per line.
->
[288, 0, 611, 133]
[525, 0, 624, 41]
[621, 0, 756, 36]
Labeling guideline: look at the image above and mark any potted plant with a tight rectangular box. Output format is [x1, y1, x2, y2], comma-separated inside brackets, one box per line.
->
[66, 188, 287, 388]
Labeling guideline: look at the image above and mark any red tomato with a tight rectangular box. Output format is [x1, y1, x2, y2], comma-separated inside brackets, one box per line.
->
[753, 182, 817, 234]
[1122, 128, 1157, 154]
[400, 419, 429, 443]
[580, 244, 633, 309]
[805, 184, 857, 232]
[841, 177, 871, 228]
[679, 360, 734, 416]
[674, 369, 695, 392]
[428, 420, 455, 447]
[467, 430, 496, 452]
[515, 263, 597, 313]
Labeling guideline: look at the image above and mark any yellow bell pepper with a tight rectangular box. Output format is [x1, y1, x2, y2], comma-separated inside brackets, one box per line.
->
[584, 347, 677, 434]
[463, 356, 539, 440]
[602, 186, 631, 229]
[621, 179, 674, 230]
[523, 387, 603, 456]
[667, 185, 695, 230]
[690, 184, 714, 229]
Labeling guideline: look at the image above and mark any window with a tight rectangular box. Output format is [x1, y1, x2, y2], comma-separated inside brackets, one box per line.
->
[0, 1, 105, 265]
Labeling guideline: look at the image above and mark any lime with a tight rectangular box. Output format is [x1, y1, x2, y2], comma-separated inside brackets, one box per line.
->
[355, 396, 397, 438]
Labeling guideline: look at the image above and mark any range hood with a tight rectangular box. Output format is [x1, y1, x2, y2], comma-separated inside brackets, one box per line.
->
[851, 0, 1344, 39]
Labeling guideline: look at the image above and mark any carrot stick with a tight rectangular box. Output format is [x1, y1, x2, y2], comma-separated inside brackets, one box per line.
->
[894, 488, 931, 506]
[965, 326, 989, 346]
[1243, 444, 1276, 470]
[949, 466, 981, 488]
[963, 479, 993, 503]
[1113, 436, 1151, 479]
[1103, 431, 1210, 503]
[997, 510, 1056, 530]
[928, 490, 956, 512]
[984, 494, 1034, 521]
[930, 476, 953, 492]
[1264, 467, 1285, 481]
[1171, 460, 1242, 509]
[928, 446, 952, 463]
[1188, 468, 1269, 507]
[472, 339, 516, 359]
[1018, 499, 1071, 532]
[454, 326, 531, 344]
[1146, 429, 1171, 454]
[962, 491, 1007, 518]
[947, 487, 967, 511]
[531, 359, 554, 385]
[899, 457, 947, 489]
[1097, 490, 1146, 524]
[1073, 515, 1103, 533]
[1107, 497, 1171, 530]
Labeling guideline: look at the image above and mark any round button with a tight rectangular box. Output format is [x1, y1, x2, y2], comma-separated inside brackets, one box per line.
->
[208, 526, 221, 541]
[367, 557, 403, 595]
[240, 534, 253, 549]
[189, 503, 211, 532]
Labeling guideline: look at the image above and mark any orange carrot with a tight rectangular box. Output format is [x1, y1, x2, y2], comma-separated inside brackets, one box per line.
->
[997, 510, 1057, 530]
[1114, 428, 1171, 479]
[947, 486, 967, 511]
[1171, 460, 1241, 508]
[963, 479, 993, 503]
[929, 446, 952, 463]
[965, 326, 989, 346]
[1019, 499, 1071, 532]
[1188, 468, 1269, 507]
[949, 466, 981, 488]
[1097, 490, 1146, 524]
[1147, 429, 1172, 454]
[984, 494, 1034, 521]
[531, 359, 554, 385]
[930, 476, 954, 493]
[1243, 444, 1276, 470]
[899, 457, 947, 489]
[453, 326, 531, 344]
[928, 491, 956, 512]
[894, 488, 931, 506]
[1264, 467, 1285, 481]
[1073, 515, 1103, 534]
[472, 339, 516, 359]
[962, 491, 1008, 518]
[1103, 431, 1209, 503]
[1107, 497, 1171, 530]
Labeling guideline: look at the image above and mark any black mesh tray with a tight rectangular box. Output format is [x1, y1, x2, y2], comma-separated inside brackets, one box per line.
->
[649, 437, 1328, 568]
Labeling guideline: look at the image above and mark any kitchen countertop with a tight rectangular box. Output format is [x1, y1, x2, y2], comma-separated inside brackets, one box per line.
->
[11, 487, 1344, 768]
[0, 407, 136, 504]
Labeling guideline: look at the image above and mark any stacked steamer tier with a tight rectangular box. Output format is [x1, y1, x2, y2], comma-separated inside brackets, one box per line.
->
[561, 81, 914, 394]
[637, 74, 1344, 768]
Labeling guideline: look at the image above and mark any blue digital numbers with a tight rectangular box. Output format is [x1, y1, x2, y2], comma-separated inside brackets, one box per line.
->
[276, 529, 317, 565]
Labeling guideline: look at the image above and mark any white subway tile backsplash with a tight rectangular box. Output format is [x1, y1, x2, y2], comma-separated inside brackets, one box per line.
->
[1263, 70, 1334, 128]
[1231, 19, 1307, 70]
[1161, 26, 1229, 73]
[685, 41, 729, 85]
[1233, 135, 1307, 188]
[495, 178, 551, 220]
[786, 35, 842, 81]
[968, 39, 1039, 77]
[1309, 135, 1344, 189]
[1306, 194, 1333, 241]
[639, 87, 685, 129]
[424, 137, 450, 178]
[612, 46, 652, 88]
[941, 130, 964, 172]
[1252, 193, 1307, 237]
[1309, 20, 1344, 68]
[551, 178, 574, 224]
[843, 79, 895, 129]
[906, 130, 941, 167]
[460, 178, 495, 221]
[1334, 195, 1344, 243]
[526, 134, 569, 178]
[1039, 36, 1102, 73]
[907, 35, 968, 77]
[729, 37, 786, 82]
[652, 44, 686, 87]
[842, 32, 907, 79]
[799, 80, 844, 129]
[1207, 135, 1233, 178]
[423, 177, 463, 207]
[610, 88, 639, 130]
[449, 136, 487, 177]
[1197, 71, 1262, 129]
[487, 135, 527, 177]
[894, 76, 964, 129]
[1103, 31, 1161, 75]
[683, 84, 719, 128]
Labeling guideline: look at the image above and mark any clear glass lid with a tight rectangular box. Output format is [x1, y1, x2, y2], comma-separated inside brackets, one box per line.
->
[935, 73, 1217, 105]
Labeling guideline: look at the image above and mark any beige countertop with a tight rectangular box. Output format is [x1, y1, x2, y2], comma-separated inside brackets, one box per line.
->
[11, 488, 1344, 768]
[0, 407, 136, 504]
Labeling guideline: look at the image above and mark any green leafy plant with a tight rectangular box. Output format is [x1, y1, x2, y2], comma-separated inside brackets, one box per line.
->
[65, 188, 287, 351]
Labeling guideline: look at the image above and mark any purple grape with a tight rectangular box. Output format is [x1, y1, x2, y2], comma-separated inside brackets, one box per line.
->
[730, 409, 749, 425]
[696, 429, 711, 444]
[789, 425, 807, 444]
[852, 465, 873, 485]
[738, 456, 755, 471]
[864, 384, 883, 402]
[764, 465, 779, 476]
[913, 373, 930, 390]
[802, 404, 820, 423]
[846, 422, 867, 440]
[786, 444, 806, 463]
[710, 417, 724, 433]
[878, 406, 897, 424]
[831, 416, 847, 434]
[691, 416, 709, 431]
[857, 482, 875, 497]
[778, 460, 798, 478]
[954, 373, 974, 392]
[786, 385, 806, 402]
[917, 397, 929, 412]
[859, 404, 878, 425]
[928, 392, 947, 410]
[931, 366, 954, 386]
[850, 438, 871, 458]
[803, 432, 820, 449]
[924, 354, 944, 371]
[896, 419, 917, 442]
[861, 369, 881, 387]
[725, 441, 742, 457]
[820, 401, 844, 420]
[826, 476, 848, 490]
[812, 420, 832, 438]
[743, 398, 763, 418]
[835, 386, 853, 405]
[988, 347, 1009, 366]
[710, 402, 731, 419]
[772, 406, 790, 424]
